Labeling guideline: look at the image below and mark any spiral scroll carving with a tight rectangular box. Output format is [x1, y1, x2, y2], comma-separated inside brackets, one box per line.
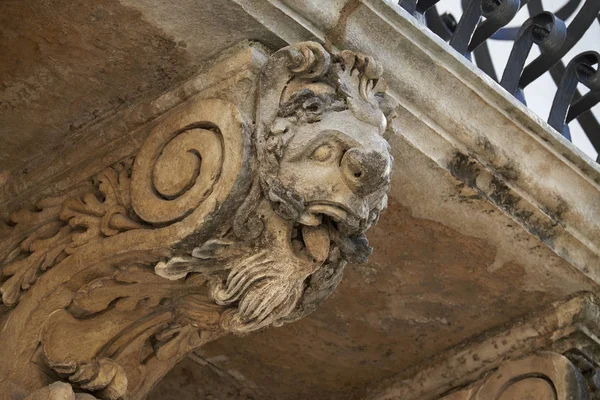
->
[131, 98, 246, 225]
[0, 42, 394, 400]
[472, 352, 589, 400]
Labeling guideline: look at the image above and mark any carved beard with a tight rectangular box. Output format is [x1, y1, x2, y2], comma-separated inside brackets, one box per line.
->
[211, 175, 383, 333]
[210, 250, 309, 334]
[209, 225, 374, 334]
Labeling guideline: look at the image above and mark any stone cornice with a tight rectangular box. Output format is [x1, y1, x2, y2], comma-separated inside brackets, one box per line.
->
[0, 41, 394, 400]
[365, 293, 600, 399]
[232, 0, 600, 282]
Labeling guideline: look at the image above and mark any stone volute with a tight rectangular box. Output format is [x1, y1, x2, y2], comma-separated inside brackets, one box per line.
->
[0, 42, 394, 400]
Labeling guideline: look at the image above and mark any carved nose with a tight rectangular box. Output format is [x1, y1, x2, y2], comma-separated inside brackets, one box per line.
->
[340, 148, 391, 196]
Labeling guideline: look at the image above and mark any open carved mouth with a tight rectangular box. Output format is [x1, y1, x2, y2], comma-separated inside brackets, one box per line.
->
[301, 202, 362, 230]
[291, 202, 371, 265]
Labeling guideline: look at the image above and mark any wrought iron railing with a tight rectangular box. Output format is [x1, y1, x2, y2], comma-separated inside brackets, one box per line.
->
[398, 0, 600, 162]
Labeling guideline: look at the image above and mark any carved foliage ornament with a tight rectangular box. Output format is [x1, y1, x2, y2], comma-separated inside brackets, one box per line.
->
[0, 42, 394, 400]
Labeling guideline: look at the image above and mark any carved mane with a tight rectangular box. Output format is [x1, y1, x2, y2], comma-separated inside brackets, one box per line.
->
[0, 42, 393, 400]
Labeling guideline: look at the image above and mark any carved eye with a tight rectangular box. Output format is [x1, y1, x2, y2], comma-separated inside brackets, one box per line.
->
[311, 144, 334, 162]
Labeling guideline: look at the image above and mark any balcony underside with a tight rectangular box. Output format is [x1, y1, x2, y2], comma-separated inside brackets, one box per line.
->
[0, 1, 598, 399]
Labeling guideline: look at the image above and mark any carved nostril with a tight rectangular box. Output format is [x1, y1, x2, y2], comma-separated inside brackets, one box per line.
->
[340, 148, 390, 196]
[341, 149, 365, 183]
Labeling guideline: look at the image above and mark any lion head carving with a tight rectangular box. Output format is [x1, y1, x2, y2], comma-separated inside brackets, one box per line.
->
[0, 42, 396, 400]
[156, 42, 395, 334]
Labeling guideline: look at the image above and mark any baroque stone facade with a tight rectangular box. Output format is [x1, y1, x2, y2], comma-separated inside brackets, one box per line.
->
[0, 42, 393, 399]
[2, 1, 600, 399]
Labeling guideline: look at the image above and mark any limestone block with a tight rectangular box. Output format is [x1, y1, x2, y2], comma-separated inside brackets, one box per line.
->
[0, 42, 393, 400]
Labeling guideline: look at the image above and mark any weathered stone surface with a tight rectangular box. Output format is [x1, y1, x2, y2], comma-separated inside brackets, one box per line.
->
[148, 356, 257, 400]
[471, 353, 588, 400]
[0, 41, 268, 218]
[183, 199, 594, 399]
[0, 0, 285, 188]
[0, 41, 393, 400]
[240, 0, 600, 279]
[440, 352, 590, 400]
[0, 0, 192, 173]
[367, 294, 600, 400]
[133, 3, 600, 398]
[2, 1, 600, 399]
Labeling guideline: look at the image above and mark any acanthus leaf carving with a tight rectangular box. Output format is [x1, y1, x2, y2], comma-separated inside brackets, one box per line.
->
[60, 161, 144, 244]
[67, 268, 196, 317]
[0, 158, 146, 307]
[0, 42, 394, 400]
[41, 264, 220, 399]
[31, 96, 251, 399]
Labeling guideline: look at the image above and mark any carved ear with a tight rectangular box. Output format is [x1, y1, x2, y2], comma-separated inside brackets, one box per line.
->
[130, 98, 252, 231]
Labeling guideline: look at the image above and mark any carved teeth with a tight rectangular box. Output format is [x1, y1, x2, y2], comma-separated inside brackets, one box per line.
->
[302, 225, 330, 263]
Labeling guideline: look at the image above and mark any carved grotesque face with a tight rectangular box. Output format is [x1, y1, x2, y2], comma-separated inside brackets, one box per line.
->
[277, 108, 391, 236]
[202, 44, 394, 333]
[261, 80, 393, 265]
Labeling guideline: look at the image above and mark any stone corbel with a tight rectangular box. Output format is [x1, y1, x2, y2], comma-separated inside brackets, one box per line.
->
[443, 352, 593, 400]
[366, 293, 600, 400]
[0, 42, 394, 400]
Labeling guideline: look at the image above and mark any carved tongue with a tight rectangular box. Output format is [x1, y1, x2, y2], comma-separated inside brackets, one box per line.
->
[302, 225, 331, 263]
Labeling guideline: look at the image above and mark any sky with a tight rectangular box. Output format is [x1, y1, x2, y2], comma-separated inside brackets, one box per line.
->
[437, 0, 599, 160]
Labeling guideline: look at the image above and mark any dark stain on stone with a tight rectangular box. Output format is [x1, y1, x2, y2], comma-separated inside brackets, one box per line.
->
[177, 199, 579, 400]
[447, 153, 480, 189]
[476, 136, 495, 155]
[0, 0, 198, 174]
[540, 195, 568, 229]
[486, 176, 553, 243]
[448, 152, 557, 245]
[494, 163, 519, 182]
[461, 137, 570, 237]
[474, 137, 519, 182]
[456, 194, 481, 203]
[487, 177, 518, 211]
